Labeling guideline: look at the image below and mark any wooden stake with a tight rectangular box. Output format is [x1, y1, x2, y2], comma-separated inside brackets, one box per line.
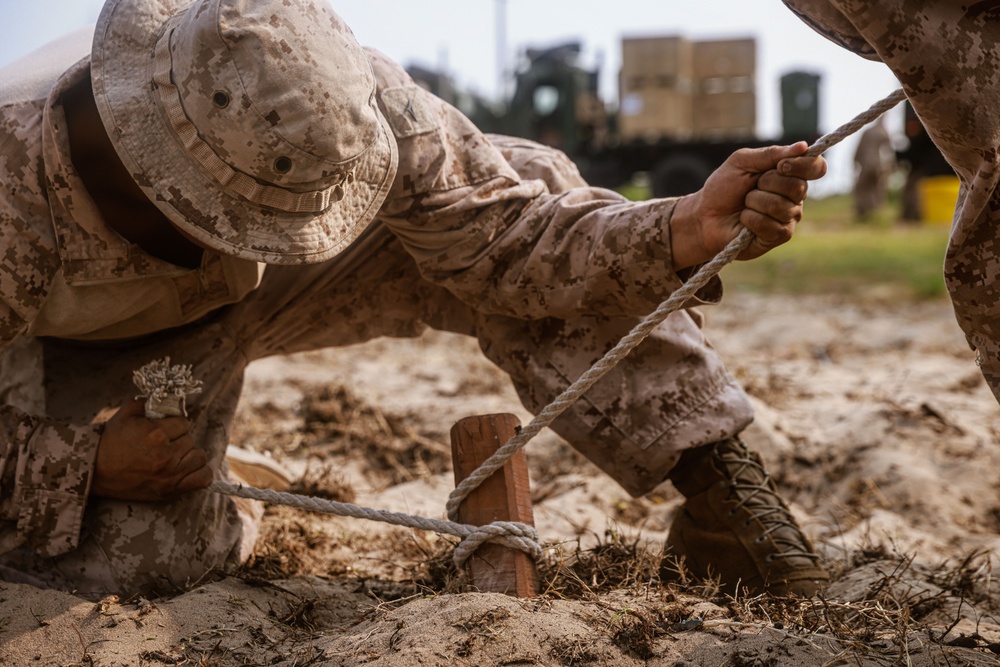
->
[450, 413, 538, 597]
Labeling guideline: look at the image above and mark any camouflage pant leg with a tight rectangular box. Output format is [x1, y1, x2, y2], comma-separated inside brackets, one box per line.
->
[781, 0, 1000, 401]
[0, 222, 750, 596]
[476, 311, 752, 496]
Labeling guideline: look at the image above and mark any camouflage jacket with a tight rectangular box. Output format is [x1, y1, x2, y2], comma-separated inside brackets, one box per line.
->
[782, 1, 1000, 405]
[0, 31, 707, 558]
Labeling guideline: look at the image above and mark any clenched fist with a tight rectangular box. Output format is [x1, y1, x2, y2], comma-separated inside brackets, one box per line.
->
[670, 141, 828, 269]
[91, 399, 213, 501]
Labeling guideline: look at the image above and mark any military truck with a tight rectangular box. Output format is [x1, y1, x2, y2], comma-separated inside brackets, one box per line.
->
[409, 36, 821, 197]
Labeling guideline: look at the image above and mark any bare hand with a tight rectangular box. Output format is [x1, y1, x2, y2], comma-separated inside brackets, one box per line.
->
[91, 399, 212, 501]
[671, 142, 827, 269]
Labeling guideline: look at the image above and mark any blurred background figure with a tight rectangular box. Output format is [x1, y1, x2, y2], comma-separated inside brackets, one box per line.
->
[897, 101, 957, 225]
[852, 116, 895, 221]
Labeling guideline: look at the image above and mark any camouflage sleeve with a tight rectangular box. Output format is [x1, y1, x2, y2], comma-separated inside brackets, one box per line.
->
[0, 286, 101, 560]
[781, 1, 1000, 401]
[366, 49, 701, 320]
[0, 403, 102, 558]
[487, 133, 724, 306]
[485, 134, 591, 193]
[0, 115, 101, 556]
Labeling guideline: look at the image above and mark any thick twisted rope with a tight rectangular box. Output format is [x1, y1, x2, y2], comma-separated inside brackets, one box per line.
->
[208, 479, 541, 567]
[136, 88, 906, 569]
[444, 87, 908, 522]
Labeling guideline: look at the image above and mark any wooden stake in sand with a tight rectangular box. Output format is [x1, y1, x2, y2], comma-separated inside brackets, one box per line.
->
[450, 413, 538, 597]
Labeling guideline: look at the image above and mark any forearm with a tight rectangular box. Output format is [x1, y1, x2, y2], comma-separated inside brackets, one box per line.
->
[383, 186, 721, 320]
[670, 193, 712, 270]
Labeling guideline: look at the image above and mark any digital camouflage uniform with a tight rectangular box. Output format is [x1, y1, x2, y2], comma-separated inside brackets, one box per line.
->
[783, 0, 1000, 403]
[0, 17, 752, 596]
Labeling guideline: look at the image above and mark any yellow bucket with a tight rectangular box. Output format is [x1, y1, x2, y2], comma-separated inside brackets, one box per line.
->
[919, 175, 960, 226]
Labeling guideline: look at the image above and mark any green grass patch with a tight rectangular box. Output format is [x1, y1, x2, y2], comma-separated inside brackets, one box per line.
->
[613, 187, 953, 298]
[616, 181, 651, 202]
[723, 195, 951, 299]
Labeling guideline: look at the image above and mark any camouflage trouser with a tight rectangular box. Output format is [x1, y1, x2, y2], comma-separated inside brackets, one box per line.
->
[0, 219, 751, 598]
[780, 1, 1000, 401]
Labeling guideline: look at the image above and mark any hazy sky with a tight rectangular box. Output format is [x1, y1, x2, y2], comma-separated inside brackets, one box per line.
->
[0, 0, 903, 194]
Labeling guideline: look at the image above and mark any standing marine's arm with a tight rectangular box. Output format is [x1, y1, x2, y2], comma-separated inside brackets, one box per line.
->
[782, 0, 1000, 187]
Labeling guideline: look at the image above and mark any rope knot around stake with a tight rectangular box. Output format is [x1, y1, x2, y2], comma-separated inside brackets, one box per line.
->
[453, 521, 542, 570]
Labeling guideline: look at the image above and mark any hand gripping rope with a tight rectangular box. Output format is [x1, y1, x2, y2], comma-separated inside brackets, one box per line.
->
[135, 88, 907, 570]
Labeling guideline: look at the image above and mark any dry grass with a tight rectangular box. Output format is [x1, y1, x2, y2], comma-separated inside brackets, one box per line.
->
[298, 384, 453, 487]
[228, 380, 1000, 664]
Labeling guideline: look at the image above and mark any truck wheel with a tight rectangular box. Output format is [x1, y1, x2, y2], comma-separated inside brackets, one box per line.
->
[651, 155, 713, 198]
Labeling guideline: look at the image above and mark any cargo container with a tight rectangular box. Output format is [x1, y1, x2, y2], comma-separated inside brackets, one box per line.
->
[409, 36, 821, 197]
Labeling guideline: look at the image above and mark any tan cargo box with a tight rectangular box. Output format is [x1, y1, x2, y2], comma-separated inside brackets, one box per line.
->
[620, 35, 692, 91]
[691, 90, 756, 137]
[618, 87, 694, 141]
[617, 35, 757, 140]
[692, 38, 756, 80]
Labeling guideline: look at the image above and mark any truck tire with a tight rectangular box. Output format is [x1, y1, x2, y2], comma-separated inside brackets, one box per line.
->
[651, 154, 714, 198]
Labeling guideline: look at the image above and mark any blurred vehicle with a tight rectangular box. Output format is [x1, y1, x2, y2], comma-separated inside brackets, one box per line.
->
[409, 36, 821, 197]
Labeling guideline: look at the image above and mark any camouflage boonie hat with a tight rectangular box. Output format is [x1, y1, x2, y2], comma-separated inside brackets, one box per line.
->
[91, 0, 398, 264]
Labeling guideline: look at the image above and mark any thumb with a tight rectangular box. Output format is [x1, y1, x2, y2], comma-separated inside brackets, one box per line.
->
[730, 141, 809, 174]
[119, 398, 148, 417]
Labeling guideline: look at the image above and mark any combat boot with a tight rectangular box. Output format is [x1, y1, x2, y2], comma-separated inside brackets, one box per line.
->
[662, 436, 829, 597]
[225, 445, 294, 492]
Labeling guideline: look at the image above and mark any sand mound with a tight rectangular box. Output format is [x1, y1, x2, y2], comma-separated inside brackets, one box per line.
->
[3, 294, 1000, 666]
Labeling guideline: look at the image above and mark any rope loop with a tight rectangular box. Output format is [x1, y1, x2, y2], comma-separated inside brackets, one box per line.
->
[453, 521, 542, 569]
[209, 480, 543, 567]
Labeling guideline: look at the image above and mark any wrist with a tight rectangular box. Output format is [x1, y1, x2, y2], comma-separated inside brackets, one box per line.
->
[669, 192, 711, 271]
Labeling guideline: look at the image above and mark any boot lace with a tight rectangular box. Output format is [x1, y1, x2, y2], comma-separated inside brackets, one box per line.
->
[717, 440, 821, 563]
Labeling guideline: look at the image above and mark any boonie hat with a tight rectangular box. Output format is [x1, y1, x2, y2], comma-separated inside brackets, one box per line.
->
[91, 0, 398, 264]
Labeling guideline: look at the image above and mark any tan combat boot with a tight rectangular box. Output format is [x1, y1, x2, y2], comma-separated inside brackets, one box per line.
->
[662, 436, 829, 597]
[225, 445, 294, 492]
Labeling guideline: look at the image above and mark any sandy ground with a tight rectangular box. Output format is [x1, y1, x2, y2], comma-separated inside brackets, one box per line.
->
[3, 292, 1000, 666]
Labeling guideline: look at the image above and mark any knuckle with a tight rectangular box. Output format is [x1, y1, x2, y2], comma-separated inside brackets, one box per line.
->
[758, 170, 780, 191]
[151, 454, 175, 473]
[776, 200, 796, 220]
[149, 428, 171, 448]
[741, 209, 765, 232]
[763, 198, 784, 218]
[148, 443, 178, 468]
